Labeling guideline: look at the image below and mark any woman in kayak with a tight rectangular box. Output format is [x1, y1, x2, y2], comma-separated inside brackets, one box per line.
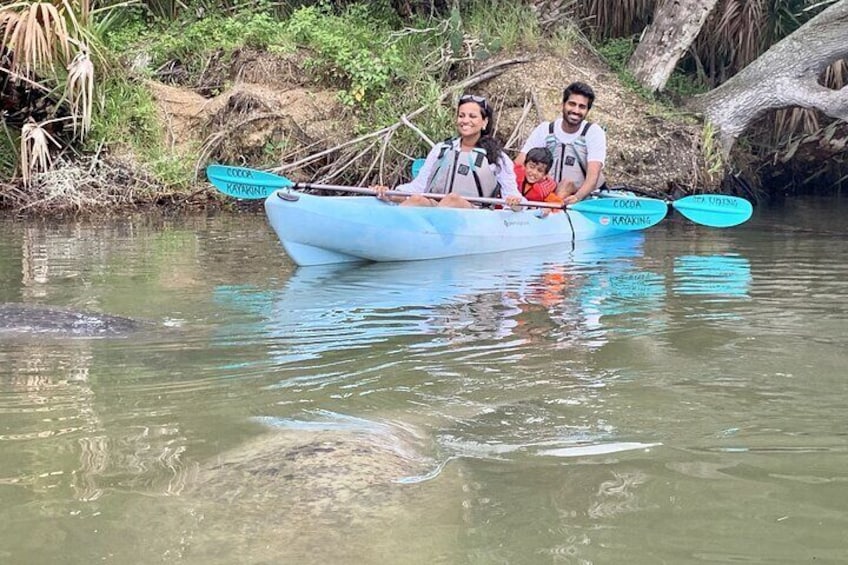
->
[373, 94, 523, 209]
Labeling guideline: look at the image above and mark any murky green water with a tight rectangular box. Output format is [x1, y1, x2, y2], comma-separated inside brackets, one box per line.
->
[1, 197, 846, 564]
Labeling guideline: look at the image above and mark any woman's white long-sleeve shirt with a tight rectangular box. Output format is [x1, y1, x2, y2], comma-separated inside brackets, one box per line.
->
[396, 139, 522, 201]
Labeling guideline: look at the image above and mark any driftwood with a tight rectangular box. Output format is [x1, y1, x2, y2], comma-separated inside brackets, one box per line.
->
[268, 57, 530, 186]
[2, 152, 167, 215]
[504, 91, 541, 150]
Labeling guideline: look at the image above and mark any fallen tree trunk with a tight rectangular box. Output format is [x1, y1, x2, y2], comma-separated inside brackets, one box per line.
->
[688, 0, 848, 154]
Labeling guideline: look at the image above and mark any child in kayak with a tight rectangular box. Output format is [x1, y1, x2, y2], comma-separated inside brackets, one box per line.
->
[514, 147, 562, 204]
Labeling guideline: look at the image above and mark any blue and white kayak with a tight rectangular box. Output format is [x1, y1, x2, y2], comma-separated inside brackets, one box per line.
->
[263, 189, 651, 266]
[205, 164, 753, 267]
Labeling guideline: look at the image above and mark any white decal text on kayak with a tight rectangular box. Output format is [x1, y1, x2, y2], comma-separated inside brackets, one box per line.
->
[611, 215, 655, 226]
[610, 199, 648, 209]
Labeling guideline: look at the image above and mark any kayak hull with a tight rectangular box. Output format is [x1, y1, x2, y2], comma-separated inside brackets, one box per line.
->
[264, 190, 635, 266]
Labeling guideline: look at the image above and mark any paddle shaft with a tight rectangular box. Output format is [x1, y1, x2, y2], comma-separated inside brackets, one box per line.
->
[207, 164, 751, 227]
[289, 182, 567, 210]
[206, 164, 669, 230]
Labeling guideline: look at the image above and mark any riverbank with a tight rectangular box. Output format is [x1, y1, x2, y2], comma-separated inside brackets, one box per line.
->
[1, 44, 709, 218]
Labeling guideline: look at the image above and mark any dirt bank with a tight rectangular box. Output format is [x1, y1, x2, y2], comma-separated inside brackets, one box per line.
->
[154, 44, 706, 195]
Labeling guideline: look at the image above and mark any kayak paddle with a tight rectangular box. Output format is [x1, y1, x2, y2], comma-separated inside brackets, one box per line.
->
[668, 194, 753, 227]
[412, 158, 752, 227]
[205, 164, 668, 231]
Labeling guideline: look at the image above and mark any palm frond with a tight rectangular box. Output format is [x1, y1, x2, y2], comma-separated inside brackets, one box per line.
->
[824, 58, 846, 88]
[693, 0, 828, 87]
[2, 1, 72, 75]
[66, 46, 94, 139]
[2, 0, 104, 149]
[573, 0, 655, 39]
[739, 0, 765, 66]
[20, 117, 62, 186]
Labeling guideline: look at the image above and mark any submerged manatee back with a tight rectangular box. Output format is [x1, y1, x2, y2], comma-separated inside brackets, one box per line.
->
[158, 420, 457, 563]
[0, 303, 145, 336]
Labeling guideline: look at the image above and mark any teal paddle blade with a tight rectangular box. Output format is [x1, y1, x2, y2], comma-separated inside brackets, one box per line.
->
[411, 158, 426, 179]
[570, 196, 668, 231]
[206, 164, 293, 199]
[672, 195, 753, 228]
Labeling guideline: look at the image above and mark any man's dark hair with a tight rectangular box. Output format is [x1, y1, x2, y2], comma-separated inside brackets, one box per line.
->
[562, 81, 595, 109]
[525, 147, 553, 173]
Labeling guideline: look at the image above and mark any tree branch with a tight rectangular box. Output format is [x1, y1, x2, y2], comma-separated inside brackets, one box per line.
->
[268, 57, 529, 183]
[689, 0, 848, 152]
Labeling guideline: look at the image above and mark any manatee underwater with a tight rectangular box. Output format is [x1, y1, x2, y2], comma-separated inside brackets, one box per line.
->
[0, 303, 145, 337]
[131, 416, 466, 564]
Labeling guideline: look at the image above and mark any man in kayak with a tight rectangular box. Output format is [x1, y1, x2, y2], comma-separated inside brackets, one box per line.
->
[373, 94, 524, 209]
[514, 81, 607, 206]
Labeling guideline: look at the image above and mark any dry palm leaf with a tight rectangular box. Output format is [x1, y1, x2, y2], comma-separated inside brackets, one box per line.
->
[20, 117, 62, 186]
[2, 1, 72, 75]
[66, 46, 94, 139]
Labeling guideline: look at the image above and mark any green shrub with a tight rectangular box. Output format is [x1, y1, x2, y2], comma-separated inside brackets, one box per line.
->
[287, 3, 402, 107]
[0, 125, 19, 179]
[461, 0, 542, 53]
[105, 11, 293, 81]
[88, 77, 193, 187]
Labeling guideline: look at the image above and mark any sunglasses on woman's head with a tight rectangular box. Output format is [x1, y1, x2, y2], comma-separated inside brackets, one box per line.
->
[459, 94, 489, 110]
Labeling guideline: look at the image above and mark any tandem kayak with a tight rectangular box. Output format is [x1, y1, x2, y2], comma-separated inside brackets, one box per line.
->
[263, 189, 657, 266]
[206, 164, 754, 267]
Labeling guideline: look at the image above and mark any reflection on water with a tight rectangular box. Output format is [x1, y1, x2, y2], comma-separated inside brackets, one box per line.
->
[213, 233, 663, 363]
[210, 231, 764, 474]
[673, 254, 752, 297]
[2, 199, 848, 565]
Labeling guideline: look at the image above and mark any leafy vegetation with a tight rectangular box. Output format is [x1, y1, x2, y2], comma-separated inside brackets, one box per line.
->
[573, 0, 656, 39]
[566, 0, 831, 88]
[2, 0, 552, 199]
[595, 37, 646, 93]
[88, 76, 193, 187]
[597, 35, 713, 102]
[1, 0, 99, 184]
[286, 3, 400, 106]
[573, 0, 845, 190]
[147, 11, 294, 72]
[0, 124, 19, 179]
[462, 0, 542, 54]
[699, 121, 725, 184]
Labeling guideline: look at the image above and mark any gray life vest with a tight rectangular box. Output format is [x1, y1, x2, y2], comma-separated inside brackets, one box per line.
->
[425, 140, 501, 199]
[545, 121, 607, 190]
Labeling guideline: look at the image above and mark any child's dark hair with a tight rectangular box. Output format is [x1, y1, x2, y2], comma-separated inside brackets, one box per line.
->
[562, 81, 595, 109]
[525, 147, 553, 173]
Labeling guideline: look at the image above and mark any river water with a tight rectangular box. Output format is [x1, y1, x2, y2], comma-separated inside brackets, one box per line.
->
[0, 196, 846, 564]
